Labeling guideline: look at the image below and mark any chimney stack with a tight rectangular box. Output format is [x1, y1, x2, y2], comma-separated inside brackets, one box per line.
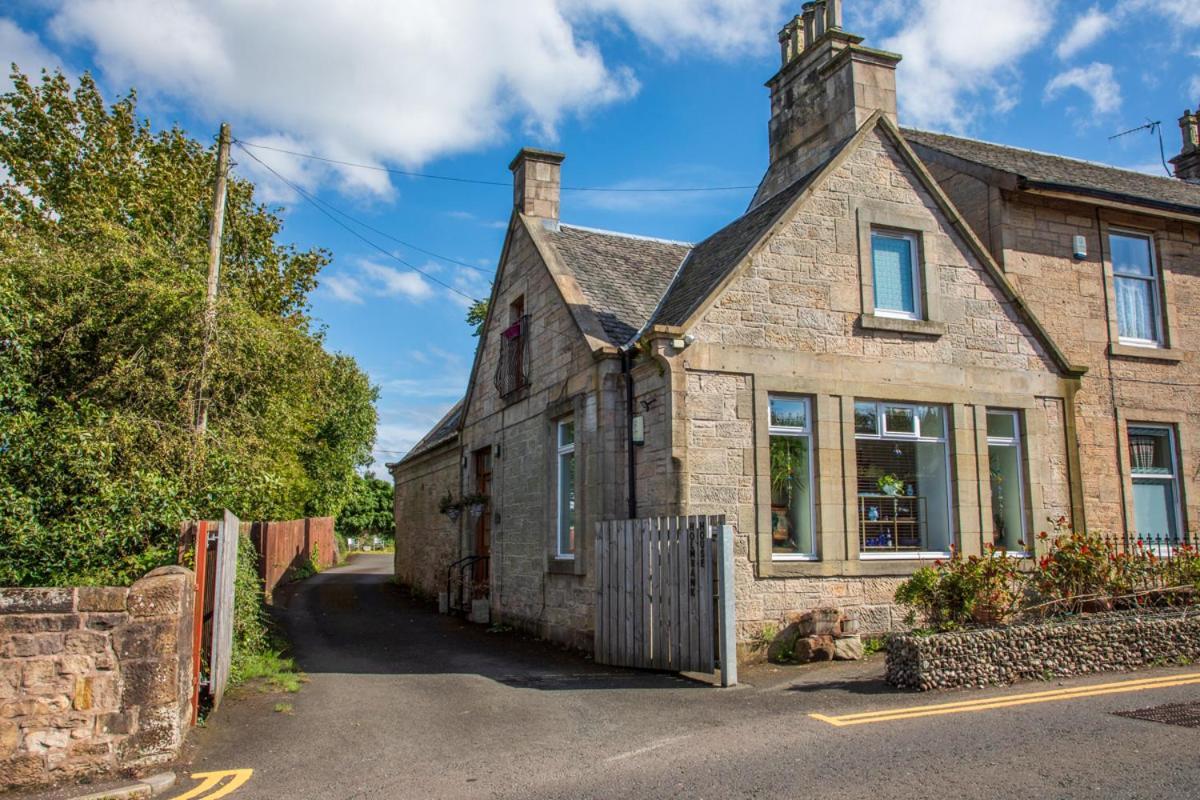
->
[1171, 108, 1200, 183]
[509, 147, 565, 221]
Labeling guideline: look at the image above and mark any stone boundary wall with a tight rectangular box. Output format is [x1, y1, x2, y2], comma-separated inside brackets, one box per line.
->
[1, 567, 195, 790]
[887, 610, 1200, 691]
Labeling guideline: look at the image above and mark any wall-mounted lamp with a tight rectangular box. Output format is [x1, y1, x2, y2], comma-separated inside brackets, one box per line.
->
[671, 334, 697, 351]
[1073, 235, 1087, 260]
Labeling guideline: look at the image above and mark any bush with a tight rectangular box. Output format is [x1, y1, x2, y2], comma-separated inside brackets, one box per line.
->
[894, 546, 1023, 630]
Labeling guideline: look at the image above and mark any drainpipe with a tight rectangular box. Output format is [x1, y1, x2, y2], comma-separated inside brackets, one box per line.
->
[623, 349, 637, 520]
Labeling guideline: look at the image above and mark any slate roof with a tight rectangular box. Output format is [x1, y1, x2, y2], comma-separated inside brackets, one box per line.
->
[393, 399, 463, 467]
[903, 128, 1200, 215]
[541, 225, 690, 345]
[651, 166, 822, 328]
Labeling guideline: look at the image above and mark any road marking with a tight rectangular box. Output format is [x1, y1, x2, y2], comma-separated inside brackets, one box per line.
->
[605, 734, 693, 763]
[170, 769, 254, 799]
[810, 672, 1200, 727]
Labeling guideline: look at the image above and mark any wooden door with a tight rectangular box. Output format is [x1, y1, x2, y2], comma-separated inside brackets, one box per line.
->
[473, 448, 492, 586]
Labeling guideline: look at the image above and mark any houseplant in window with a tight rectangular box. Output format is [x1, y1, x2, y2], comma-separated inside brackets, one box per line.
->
[877, 473, 904, 497]
[770, 438, 808, 547]
[439, 492, 462, 522]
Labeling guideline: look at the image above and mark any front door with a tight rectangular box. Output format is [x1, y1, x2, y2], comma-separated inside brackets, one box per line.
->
[473, 448, 492, 587]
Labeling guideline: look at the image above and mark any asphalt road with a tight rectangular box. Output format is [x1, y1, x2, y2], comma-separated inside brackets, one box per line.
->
[180, 554, 1200, 800]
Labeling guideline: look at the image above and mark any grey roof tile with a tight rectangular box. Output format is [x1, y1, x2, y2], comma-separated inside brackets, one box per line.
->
[903, 128, 1200, 214]
[542, 225, 690, 345]
[395, 399, 462, 466]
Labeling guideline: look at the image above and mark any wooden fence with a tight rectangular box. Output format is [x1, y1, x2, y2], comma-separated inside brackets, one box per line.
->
[594, 515, 736, 686]
[178, 511, 240, 716]
[250, 516, 336, 599]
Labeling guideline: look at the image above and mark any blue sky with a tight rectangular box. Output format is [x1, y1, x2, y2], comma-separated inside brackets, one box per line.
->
[3, 1, 1200, 472]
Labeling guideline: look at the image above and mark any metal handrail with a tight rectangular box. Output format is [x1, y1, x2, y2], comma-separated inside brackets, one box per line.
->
[445, 555, 488, 613]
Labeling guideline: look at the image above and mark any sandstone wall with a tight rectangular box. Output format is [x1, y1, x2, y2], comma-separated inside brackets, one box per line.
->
[392, 443, 462, 599]
[1, 567, 194, 790]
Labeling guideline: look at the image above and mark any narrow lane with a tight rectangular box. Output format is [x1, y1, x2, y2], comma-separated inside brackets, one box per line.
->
[183, 555, 1200, 800]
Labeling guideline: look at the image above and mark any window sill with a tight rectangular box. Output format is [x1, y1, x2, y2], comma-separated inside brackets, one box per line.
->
[547, 557, 580, 576]
[1109, 342, 1183, 363]
[860, 551, 951, 561]
[772, 554, 820, 563]
[859, 314, 946, 338]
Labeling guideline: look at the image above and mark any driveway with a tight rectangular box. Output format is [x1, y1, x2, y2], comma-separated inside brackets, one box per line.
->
[180, 554, 1200, 799]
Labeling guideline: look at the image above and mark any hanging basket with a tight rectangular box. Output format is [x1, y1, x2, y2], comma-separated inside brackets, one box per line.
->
[446, 507, 462, 523]
[469, 503, 486, 520]
[1130, 436, 1156, 470]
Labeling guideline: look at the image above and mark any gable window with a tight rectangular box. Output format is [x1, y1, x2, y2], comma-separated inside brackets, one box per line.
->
[768, 396, 815, 559]
[1111, 232, 1164, 347]
[987, 410, 1028, 553]
[871, 230, 921, 319]
[496, 296, 530, 397]
[1128, 425, 1182, 542]
[855, 400, 952, 557]
[556, 419, 576, 559]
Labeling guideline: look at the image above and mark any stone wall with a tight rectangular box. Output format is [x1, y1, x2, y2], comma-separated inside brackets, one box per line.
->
[887, 610, 1200, 691]
[392, 443, 461, 599]
[1, 568, 194, 790]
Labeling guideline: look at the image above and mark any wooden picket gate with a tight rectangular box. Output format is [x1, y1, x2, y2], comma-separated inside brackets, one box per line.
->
[594, 515, 736, 686]
[179, 510, 240, 718]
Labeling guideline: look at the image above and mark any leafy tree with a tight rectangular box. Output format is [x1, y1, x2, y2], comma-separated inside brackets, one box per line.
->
[466, 298, 489, 336]
[0, 69, 377, 586]
[336, 472, 395, 543]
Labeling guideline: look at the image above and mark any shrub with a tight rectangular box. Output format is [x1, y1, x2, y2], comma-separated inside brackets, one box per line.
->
[1030, 529, 1115, 613]
[894, 546, 1024, 631]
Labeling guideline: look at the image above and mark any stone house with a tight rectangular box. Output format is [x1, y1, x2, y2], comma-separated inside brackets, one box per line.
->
[390, 1, 1200, 653]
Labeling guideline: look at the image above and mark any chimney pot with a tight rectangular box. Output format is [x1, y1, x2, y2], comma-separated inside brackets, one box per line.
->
[1170, 108, 1200, 182]
[509, 147, 565, 221]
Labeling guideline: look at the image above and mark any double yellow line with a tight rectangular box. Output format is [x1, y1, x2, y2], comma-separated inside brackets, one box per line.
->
[170, 770, 254, 800]
[810, 671, 1200, 727]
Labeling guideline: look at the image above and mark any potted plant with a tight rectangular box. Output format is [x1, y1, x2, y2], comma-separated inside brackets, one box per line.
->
[462, 493, 489, 520]
[877, 473, 904, 497]
[438, 492, 462, 522]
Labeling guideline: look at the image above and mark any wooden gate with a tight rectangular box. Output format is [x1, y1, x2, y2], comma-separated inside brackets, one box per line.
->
[208, 510, 239, 709]
[179, 509, 240, 717]
[594, 515, 736, 686]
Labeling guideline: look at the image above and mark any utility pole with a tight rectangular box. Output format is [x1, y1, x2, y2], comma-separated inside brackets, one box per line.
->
[196, 122, 231, 437]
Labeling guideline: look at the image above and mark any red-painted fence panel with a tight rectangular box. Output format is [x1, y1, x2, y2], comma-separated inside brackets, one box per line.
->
[249, 516, 336, 599]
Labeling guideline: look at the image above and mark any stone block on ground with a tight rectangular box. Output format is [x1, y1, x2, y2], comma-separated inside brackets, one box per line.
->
[834, 635, 864, 661]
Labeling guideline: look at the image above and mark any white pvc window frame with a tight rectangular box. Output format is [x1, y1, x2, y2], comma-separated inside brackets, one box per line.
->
[871, 229, 923, 321]
[854, 400, 954, 560]
[1110, 229, 1165, 348]
[986, 409, 1030, 556]
[555, 418, 576, 560]
[1128, 423, 1184, 546]
[768, 395, 817, 562]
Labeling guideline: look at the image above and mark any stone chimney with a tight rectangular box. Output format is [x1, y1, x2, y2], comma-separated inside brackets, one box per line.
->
[752, 1, 901, 207]
[509, 147, 565, 221]
[1170, 108, 1200, 183]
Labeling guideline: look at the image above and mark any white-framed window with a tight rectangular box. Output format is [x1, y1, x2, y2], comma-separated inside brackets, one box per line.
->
[1128, 425, 1183, 543]
[1111, 231, 1164, 347]
[854, 400, 952, 558]
[986, 410, 1028, 554]
[768, 395, 816, 560]
[871, 229, 922, 320]
[555, 419, 576, 559]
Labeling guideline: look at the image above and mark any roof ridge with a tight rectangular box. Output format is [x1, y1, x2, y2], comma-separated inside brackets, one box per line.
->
[558, 223, 693, 248]
[901, 126, 1183, 186]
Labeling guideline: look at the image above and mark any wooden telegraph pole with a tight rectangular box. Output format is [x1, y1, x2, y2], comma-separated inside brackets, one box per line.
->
[196, 122, 231, 437]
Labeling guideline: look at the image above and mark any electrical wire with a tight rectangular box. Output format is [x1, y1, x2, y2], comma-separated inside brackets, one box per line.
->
[234, 138, 758, 193]
[235, 143, 482, 302]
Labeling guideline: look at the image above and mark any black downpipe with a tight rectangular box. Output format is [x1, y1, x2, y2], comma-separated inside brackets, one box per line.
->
[623, 350, 637, 520]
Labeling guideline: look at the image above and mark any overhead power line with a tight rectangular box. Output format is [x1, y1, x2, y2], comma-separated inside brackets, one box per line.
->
[235, 143, 482, 303]
[234, 139, 758, 193]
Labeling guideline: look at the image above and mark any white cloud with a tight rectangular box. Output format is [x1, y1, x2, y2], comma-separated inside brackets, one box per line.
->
[358, 260, 435, 301]
[0, 19, 64, 90]
[41, 0, 786, 198]
[1045, 62, 1123, 115]
[882, 0, 1057, 131]
[1130, 0, 1200, 28]
[1056, 7, 1114, 60]
[321, 273, 365, 304]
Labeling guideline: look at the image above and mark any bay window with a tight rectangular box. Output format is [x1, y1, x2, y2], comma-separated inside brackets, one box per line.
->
[768, 396, 815, 559]
[855, 400, 952, 556]
[986, 410, 1028, 553]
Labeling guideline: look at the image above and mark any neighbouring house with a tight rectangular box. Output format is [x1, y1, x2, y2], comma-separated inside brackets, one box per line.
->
[390, 0, 1200, 655]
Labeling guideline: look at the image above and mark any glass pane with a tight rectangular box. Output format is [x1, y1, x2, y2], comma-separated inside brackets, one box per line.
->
[884, 406, 915, 435]
[558, 452, 575, 554]
[1133, 478, 1179, 540]
[855, 438, 951, 552]
[1128, 428, 1173, 475]
[1110, 233, 1154, 277]
[918, 405, 945, 438]
[854, 401, 878, 435]
[872, 233, 916, 314]
[769, 396, 808, 429]
[559, 420, 575, 448]
[1115, 276, 1158, 342]
[770, 436, 814, 555]
[987, 411, 1017, 440]
[989, 443, 1026, 551]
